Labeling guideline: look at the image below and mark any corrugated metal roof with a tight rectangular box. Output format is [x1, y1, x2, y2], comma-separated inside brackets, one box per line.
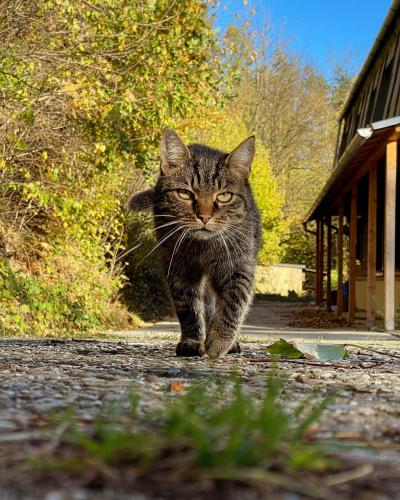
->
[304, 117, 400, 222]
[339, 0, 400, 120]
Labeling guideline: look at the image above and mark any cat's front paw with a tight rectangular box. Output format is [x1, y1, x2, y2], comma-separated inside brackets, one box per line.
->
[176, 340, 206, 357]
[205, 336, 235, 360]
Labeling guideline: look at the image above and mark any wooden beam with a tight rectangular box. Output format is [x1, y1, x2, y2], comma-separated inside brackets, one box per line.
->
[326, 215, 332, 311]
[316, 220, 321, 305]
[320, 220, 324, 306]
[367, 163, 377, 327]
[348, 184, 358, 323]
[337, 202, 344, 316]
[326, 136, 390, 214]
[384, 140, 397, 331]
[389, 126, 400, 142]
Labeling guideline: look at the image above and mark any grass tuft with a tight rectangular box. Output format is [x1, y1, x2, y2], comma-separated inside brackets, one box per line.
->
[33, 375, 337, 494]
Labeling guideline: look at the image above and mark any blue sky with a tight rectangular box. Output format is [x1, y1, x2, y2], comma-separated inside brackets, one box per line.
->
[215, 0, 393, 77]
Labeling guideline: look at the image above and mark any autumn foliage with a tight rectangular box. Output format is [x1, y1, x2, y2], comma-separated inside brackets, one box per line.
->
[0, 1, 351, 335]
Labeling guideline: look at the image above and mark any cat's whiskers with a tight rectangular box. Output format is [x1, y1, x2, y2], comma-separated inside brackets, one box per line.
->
[137, 224, 185, 266]
[222, 228, 246, 266]
[116, 220, 179, 262]
[225, 224, 253, 238]
[218, 232, 235, 276]
[221, 229, 239, 272]
[166, 227, 191, 278]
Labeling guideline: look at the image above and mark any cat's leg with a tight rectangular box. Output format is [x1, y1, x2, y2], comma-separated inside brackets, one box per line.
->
[204, 286, 216, 329]
[206, 269, 254, 359]
[227, 340, 241, 354]
[169, 274, 206, 357]
[206, 286, 240, 354]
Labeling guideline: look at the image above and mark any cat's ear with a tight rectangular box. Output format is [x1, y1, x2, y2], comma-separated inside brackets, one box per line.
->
[225, 136, 255, 178]
[160, 128, 190, 174]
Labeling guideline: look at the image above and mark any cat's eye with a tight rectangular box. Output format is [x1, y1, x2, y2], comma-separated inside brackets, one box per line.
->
[176, 189, 192, 201]
[216, 192, 233, 203]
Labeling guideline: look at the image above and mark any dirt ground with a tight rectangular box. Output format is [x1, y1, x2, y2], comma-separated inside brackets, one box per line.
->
[1, 301, 400, 499]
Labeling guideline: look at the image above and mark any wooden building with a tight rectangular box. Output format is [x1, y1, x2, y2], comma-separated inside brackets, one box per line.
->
[304, 0, 400, 330]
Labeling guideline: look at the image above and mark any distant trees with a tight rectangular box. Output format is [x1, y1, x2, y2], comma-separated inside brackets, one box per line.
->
[223, 26, 354, 267]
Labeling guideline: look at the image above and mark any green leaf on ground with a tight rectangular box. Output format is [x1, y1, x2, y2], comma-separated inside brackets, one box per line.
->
[266, 339, 304, 358]
[267, 338, 349, 361]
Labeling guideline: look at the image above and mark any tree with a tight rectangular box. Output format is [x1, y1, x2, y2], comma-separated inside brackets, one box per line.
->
[222, 25, 354, 267]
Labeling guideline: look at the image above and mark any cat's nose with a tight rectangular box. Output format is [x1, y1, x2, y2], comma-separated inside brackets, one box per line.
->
[198, 214, 212, 224]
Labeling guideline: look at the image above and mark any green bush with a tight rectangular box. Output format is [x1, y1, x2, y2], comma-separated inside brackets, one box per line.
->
[0, 242, 129, 336]
[0, 0, 229, 335]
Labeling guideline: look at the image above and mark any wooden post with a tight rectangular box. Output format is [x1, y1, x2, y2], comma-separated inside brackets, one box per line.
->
[316, 220, 323, 306]
[348, 184, 358, 323]
[337, 202, 344, 316]
[320, 219, 324, 306]
[384, 140, 397, 331]
[316, 220, 320, 305]
[367, 163, 377, 327]
[326, 214, 332, 311]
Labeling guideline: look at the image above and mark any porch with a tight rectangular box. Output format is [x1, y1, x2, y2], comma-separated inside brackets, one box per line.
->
[304, 118, 400, 331]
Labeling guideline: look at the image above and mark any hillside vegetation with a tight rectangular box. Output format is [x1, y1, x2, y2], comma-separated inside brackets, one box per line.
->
[0, 1, 352, 336]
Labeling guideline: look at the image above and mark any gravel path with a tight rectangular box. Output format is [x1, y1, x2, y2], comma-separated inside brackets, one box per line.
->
[0, 338, 400, 499]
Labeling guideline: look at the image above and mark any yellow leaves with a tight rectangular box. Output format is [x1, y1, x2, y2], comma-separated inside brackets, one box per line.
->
[94, 143, 107, 154]
[41, 151, 48, 161]
[61, 82, 79, 95]
[124, 89, 136, 102]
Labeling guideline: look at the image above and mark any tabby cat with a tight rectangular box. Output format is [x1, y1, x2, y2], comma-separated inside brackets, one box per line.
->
[130, 129, 261, 359]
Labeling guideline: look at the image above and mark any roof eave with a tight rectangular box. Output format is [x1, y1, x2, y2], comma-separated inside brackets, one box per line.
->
[304, 116, 400, 223]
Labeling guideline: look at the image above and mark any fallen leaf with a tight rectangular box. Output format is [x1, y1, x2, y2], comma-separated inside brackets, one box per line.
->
[266, 339, 303, 359]
[267, 339, 349, 361]
[170, 382, 184, 393]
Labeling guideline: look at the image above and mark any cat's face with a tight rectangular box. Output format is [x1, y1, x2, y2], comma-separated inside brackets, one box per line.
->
[154, 129, 255, 240]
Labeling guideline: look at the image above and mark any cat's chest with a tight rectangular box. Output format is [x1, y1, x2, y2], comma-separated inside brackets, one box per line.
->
[186, 240, 236, 269]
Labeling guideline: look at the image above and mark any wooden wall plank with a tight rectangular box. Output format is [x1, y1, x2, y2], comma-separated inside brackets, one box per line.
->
[348, 184, 358, 323]
[384, 140, 397, 331]
[367, 163, 377, 327]
[337, 203, 344, 316]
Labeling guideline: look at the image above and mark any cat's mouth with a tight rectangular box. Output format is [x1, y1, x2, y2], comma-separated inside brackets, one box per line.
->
[191, 226, 218, 239]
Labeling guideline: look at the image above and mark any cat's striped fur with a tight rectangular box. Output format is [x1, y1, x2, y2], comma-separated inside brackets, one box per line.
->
[130, 129, 261, 359]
